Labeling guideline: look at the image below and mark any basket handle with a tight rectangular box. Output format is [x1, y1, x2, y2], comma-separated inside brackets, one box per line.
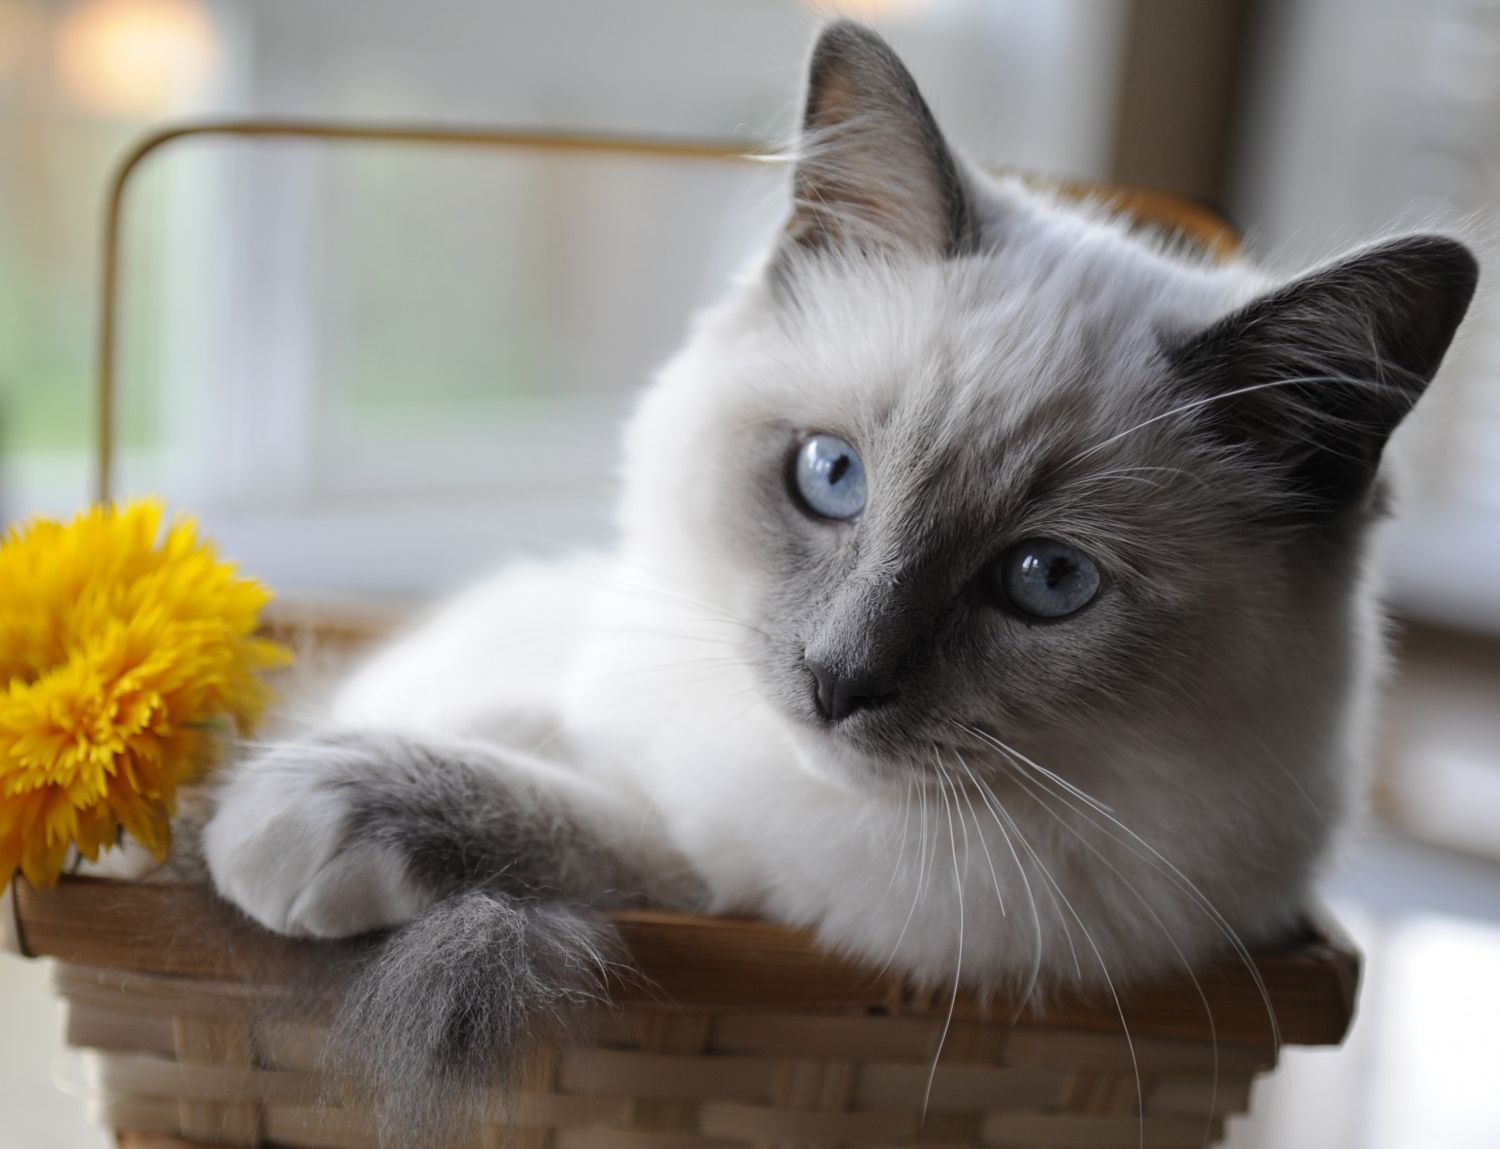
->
[94, 120, 1240, 502]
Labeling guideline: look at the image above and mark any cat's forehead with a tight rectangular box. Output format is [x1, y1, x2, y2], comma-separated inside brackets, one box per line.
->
[767, 197, 1264, 440]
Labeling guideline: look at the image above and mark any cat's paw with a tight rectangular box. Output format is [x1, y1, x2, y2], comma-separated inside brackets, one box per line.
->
[203, 740, 431, 939]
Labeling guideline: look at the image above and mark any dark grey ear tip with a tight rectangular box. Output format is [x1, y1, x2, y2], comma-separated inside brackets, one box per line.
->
[1380, 233, 1480, 303]
[1395, 235, 1481, 354]
[807, 18, 907, 83]
[1434, 235, 1478, 300]
[1392, 232, 1478, 265]
[811, 19, 891, 60]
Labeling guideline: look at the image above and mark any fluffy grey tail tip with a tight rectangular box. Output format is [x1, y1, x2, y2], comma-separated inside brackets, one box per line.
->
[324, 891, 620, 1147]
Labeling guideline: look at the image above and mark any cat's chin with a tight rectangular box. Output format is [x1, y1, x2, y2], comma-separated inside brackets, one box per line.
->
[786, 727, 913, 792]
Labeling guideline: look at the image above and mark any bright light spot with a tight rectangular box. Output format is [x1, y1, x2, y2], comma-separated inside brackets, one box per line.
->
[802, 0, 936, 20]
[1369, 917, 1500, 1149]
[55, 0, 218, 118]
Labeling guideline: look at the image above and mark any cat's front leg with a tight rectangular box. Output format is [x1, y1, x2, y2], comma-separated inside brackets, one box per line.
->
[203, 729, 692, 938]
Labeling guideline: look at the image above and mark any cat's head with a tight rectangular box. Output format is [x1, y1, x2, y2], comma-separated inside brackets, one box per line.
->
[619, 22, 1477, 795]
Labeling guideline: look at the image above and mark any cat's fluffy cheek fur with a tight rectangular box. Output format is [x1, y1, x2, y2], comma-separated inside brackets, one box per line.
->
[204, 755, 432, 938]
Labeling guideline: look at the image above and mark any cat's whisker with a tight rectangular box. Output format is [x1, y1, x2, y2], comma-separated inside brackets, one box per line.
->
[586, 584, 766, 640]
[607, 569, 757, 628]
[516, 657, 753, 735]
[993, 753, 1221, 1149]
[962, 723, 1282, 1054]
[949, 753, 1039, 976]
[576, 624, 750, 645]
[959, 757, 1144, 1149]
[606, 561, 772, 636]
[575, 653, 752, 676]
[1065, 370, 1415, 469]
[958, 723, 1114, 816]
[877, 778, 916, 913]
[955, 749, 1080, 992]
[947, 754, 1005, 919]
[1066, 471, 1172, 494]
[724, 414, 803, 434]
[1250, 733, 1329, 826]
[875, 773, 932, 981]
[520, 672, 760, 760]
[545, 555, 769, 640]
[1073, 463, 1209, 488]
[919, 774, 942, 912]
[701, 689, 779, 755]
[925, 759, 966, 1117]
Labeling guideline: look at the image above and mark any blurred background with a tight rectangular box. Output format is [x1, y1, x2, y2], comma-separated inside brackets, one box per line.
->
[1, 1, 1498, 1147]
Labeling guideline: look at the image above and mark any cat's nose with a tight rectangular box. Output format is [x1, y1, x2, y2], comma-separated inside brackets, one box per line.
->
[803, 655, 898, 722]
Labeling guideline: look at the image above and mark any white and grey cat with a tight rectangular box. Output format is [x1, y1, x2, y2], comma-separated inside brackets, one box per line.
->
[204, 19, 1476, 1128]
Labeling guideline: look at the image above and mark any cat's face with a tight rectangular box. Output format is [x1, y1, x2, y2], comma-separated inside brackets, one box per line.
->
[685, 260, 1301, 789]
[619, 22, 1476, 793]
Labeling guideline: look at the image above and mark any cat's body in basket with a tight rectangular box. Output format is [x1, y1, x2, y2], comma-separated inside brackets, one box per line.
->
[204, 20, 1475, 1131]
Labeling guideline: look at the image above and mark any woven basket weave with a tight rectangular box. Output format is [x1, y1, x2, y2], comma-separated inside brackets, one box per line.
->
[4, 874, 1357, 1149]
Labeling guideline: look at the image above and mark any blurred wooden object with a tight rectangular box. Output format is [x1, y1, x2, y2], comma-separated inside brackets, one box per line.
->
[1378, 621, 1500, 863]
[1111, 0, 1254, 205]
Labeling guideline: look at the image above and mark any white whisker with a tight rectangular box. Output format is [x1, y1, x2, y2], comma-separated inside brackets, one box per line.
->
[998, 754, 1220, 1149]
[952, 751, 1049, 1013]
[948, 755, 1004, 918]
[1065, 372, 1404, 468]
[926, 759, 966, 1116]
[878, 773, 931, 978]
[966, 758, 1144, 1149]
[877, 779, 916, 911]
[961, 722, 1282, 1053]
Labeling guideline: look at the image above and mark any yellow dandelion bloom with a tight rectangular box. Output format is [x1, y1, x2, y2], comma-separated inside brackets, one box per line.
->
[0, 500, 291, 887]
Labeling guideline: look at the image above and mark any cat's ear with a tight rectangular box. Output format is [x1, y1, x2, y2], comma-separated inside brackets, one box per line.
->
[1169, 235, 1478, 515]
[779, 21, 976, 260]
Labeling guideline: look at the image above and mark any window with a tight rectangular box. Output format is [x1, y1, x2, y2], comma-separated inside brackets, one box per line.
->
[1235, 0, 1500, 631]
[1, 0, 1126, 597]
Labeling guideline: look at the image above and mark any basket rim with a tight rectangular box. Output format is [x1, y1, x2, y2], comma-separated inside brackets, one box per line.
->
[6, 874, 1357, 1049]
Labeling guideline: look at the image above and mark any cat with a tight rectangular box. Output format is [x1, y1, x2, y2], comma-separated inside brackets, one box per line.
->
[203, 18, 1476, 1134]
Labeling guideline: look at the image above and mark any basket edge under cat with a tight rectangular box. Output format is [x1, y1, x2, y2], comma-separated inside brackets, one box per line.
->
[4, 871, 1357, 1149]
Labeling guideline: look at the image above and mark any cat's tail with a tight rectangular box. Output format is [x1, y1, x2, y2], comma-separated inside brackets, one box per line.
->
[323, 890, 621, 1145]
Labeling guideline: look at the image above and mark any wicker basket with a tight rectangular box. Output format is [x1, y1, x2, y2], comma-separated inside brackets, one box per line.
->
[1, 122, 1359, 1148]
[3, 873, 1357, 1149]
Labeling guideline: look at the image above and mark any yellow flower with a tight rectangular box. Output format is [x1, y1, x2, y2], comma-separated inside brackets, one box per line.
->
[0, 500, 291, 887]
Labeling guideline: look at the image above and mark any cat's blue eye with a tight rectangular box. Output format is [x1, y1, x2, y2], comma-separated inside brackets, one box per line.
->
[998, 539, 1101, 619]
[793, 434, 867, 521]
